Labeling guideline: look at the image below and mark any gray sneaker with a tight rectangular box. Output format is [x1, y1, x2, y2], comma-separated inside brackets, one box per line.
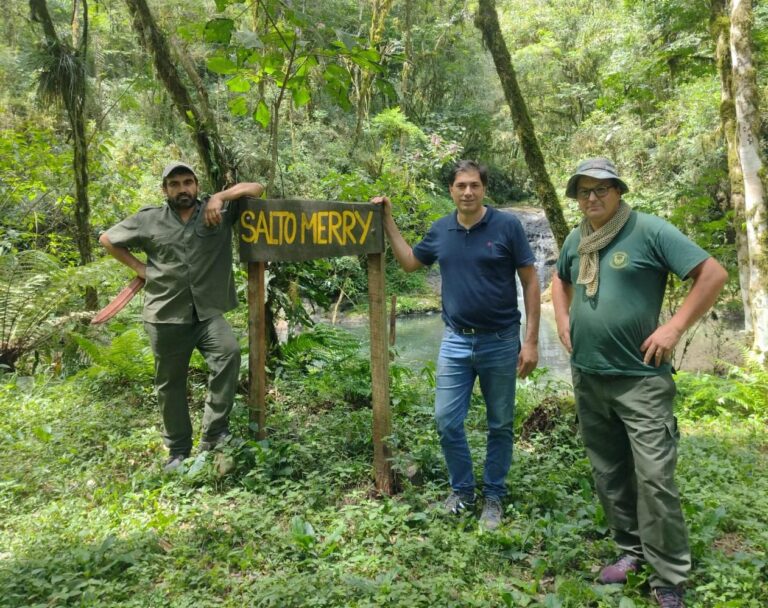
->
[199, 431, 232, 452]
[163, 453, 187, 473]
[444, 491, 476, 515]
[479, 496, 504, 530]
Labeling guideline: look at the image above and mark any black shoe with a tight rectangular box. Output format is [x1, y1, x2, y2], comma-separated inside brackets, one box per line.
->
[199, 431, 232, 452]
[163, 453, 187, 473]
[653, 586, 685, 608]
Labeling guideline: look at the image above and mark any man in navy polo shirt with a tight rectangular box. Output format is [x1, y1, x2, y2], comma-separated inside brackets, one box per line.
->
[372, 160, 540, 529]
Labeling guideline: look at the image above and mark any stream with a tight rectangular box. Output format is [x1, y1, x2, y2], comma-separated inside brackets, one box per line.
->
[340, 303, 572, 380]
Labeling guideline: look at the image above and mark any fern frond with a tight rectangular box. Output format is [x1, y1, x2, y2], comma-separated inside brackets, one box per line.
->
[279, 323, 362, 372]
[72, 329, 153, 382]
[0, 252, 130, 370]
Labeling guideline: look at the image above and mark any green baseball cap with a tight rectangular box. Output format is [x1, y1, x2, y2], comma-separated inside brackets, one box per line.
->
[161, 161, 197, 181]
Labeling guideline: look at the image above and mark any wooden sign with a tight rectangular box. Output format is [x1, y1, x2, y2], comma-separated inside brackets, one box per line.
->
[238, 198, 383, 262]
[238, 196, 395, 495]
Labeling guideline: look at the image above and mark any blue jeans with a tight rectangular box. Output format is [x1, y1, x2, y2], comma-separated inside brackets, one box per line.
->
[434, 325, 520, 499]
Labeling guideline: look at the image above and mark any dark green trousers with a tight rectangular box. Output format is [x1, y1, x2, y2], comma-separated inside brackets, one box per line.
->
[145, 316, 240, 456]
[572, 369, 691, 588]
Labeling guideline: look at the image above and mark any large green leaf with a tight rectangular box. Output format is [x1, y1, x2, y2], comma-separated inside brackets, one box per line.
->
[206, 55, 238, 75]
[322, 63, 350, 84]
[292, 86, 311, 107]
[293, 55, 319, 78]
[253, 100, 270, 129]
[346, 53, 383, 74]
[261, 29, 296, 50]
[323, 79, 351, 111]
[228, 96, 249, 116]
[214, 0, 243, 11]
[262, 52, 285, 74]
[375, 78, 396, 99]
[204, 18, 235, 44]
[356, 48, 381, 62]
[226, 75, 251, 93]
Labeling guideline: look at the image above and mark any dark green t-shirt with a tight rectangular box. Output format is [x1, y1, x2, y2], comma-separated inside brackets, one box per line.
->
[556, 210, 709, 376]
[104, 199, 239, 324]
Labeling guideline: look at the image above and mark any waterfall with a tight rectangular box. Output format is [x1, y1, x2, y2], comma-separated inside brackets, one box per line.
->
[500, 207, 559, 290]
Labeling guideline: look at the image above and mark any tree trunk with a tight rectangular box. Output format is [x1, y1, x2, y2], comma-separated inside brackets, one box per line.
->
[171, 35, 218, 139]
[712, 1, 751, 331]
[265, 38, 297, 198]
[354, 0, 395, 142]
[730, 0, 768, 361]
[474, 0, 569, 248]
[399, 0, 413, 119]
[123, 0, 235, 190]
[29, 0, 97, 310]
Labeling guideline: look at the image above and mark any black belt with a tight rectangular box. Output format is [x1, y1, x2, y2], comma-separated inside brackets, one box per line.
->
[452, 326, 498, 335]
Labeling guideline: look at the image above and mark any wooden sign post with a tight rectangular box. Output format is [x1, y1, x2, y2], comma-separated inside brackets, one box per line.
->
[237, 198, 394, 494]
[247, 261, 267, 440]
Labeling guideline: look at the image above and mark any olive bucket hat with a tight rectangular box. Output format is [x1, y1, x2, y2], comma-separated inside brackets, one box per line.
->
[565, 157, 629, 199]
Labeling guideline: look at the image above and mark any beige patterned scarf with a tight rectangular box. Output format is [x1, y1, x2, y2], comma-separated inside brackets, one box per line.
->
[577, 200, 632, 298]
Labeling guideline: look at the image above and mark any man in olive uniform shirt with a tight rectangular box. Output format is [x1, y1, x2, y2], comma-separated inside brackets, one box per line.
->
[551, 158, 727, 608]
[100, 161, 263, 471]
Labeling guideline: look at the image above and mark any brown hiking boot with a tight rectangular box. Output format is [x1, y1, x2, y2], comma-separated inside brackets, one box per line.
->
[597, 555, 642, 584]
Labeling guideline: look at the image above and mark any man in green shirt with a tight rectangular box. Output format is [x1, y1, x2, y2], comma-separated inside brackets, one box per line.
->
[100, 161, 263, 472]
[551, 158, 727, 608]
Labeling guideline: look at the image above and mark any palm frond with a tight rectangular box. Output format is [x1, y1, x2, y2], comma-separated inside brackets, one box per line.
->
[36, 43, 85, 108]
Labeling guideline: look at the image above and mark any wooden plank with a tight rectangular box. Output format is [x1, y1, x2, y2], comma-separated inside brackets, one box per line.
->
[237, 199, 383, 262]
[368, 253, 394, 495]
[247, 261, 267, 439]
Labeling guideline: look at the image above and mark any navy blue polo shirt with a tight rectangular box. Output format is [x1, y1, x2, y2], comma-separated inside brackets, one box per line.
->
[412, 205, 535, 331]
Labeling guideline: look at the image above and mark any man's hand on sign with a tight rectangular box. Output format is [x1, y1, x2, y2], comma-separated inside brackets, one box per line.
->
[370, 196, 393, 216]
[204, 194, 226, 227]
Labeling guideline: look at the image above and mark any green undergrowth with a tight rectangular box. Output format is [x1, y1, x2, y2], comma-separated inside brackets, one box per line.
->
[392, 295, 441, 315]
[0, 328, 766, 607]
[342, 294, 440, 319]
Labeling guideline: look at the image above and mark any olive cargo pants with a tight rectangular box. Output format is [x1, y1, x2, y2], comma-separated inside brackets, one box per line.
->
[145, 316, 240, 456]
[572, 369, 691, 588]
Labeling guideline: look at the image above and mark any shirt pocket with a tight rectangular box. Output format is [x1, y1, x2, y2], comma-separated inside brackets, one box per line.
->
[146, 228, 177, 260]
[195, 220, 224, 238]
[194, 222, 228, 258]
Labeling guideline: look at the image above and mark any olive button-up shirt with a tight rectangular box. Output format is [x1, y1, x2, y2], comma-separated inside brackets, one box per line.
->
[104, 199, 238, 324]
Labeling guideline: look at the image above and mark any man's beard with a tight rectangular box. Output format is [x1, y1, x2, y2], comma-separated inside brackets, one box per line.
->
[167, 193, 196, 210]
